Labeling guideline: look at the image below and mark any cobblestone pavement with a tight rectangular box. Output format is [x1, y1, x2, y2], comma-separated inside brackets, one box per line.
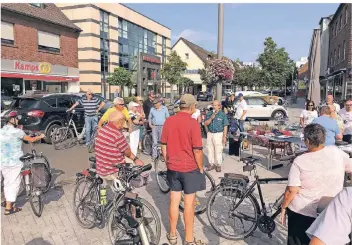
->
[1, 145, 290, 245]
[1, 100, 307, 245]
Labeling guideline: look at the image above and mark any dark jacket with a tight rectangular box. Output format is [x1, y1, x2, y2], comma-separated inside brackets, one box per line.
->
[143, 99, 154, 119]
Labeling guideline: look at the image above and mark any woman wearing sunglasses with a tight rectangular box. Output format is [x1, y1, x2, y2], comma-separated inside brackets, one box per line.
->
[300, 100, 318, 128]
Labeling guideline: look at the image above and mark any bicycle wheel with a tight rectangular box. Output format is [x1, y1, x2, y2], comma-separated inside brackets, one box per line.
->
[179, 171, 216, 215]
[30, 189, 43, 217]
[206, 186, 260, 240]
[74, 184, 99, 229]
[142, 132, 152, 155]
[52, 127, 75, 150]
[73, 178, 95, 211]
[108, 197, 161, 245]
[155, 158, 170, 193]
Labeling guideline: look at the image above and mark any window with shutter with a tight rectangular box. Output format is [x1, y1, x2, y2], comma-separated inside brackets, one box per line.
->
[38, 31, 60, 52]
[1, 22, 14, 45]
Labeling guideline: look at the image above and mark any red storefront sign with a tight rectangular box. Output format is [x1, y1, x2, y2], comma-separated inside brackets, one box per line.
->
[14, 61, 39, 72]
[143, 56, 161, 64]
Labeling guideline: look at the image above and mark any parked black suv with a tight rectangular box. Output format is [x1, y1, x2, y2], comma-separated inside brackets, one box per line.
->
[1, 93, 86, 143]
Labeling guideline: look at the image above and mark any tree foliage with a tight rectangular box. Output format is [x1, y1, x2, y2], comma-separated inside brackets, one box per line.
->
[160, 51, 187, 85]
[107, 67, 132, 87]
[257, 37, 293, 90]
[233, 59, 262, 90]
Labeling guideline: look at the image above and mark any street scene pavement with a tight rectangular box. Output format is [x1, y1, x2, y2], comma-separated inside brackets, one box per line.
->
[1, 100, 305, 245]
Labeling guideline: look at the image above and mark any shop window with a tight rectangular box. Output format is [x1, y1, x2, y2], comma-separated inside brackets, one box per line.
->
[44, 98, 57, 108]
[1, 22, 14, 45]
[38, 31, 60, 52]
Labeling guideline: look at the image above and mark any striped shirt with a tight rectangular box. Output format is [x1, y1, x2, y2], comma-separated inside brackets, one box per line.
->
[80, 96, 101, 117]
[95, 122, 129, 176]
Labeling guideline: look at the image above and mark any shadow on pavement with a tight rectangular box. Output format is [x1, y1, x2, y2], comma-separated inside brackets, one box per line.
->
[25, 238, 52, 245]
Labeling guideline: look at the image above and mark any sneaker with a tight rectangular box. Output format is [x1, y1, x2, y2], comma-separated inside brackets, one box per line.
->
[205, 164, 215, 171]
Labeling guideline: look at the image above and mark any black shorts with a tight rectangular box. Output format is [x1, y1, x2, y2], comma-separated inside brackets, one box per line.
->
[167, 169, 206, 194]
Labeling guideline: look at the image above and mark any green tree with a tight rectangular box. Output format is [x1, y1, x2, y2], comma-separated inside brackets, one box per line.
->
[161, 51, 187, 99]
[107, 67, 133, 97]
[233, 59, 262, 90]
[257, 37, 293, 94]
[179, 77, 194, 93]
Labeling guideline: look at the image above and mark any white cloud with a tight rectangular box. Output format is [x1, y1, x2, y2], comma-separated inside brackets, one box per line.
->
[172, 29, 216, 43]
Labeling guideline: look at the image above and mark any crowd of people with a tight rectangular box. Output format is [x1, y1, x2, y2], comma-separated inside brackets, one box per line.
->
[1, 90, 352, 245]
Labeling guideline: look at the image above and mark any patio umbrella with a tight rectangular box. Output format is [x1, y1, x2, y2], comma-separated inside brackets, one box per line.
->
[307, 28, 321, 105]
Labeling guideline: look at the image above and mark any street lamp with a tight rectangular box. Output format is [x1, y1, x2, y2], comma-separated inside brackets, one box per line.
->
[216, 3, 224, 101]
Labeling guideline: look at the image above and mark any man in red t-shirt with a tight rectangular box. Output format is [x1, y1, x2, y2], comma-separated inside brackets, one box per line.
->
[160, 94, 206, 245]
[95, 111, 143, 180]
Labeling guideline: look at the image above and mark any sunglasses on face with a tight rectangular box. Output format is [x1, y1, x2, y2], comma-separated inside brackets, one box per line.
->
[346, 104, 352, 106]
[87, 94, 92, 96]
[308, 104, 314, 106]
[118, 104, 125, 106]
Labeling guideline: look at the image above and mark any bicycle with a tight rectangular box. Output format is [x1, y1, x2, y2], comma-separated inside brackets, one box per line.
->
[154, 144, 216, 215]
[206, 157, 288, 240]
[73, 157, 161, 245]
[20, 132, 52, 217]
[142, 128, 152, 155]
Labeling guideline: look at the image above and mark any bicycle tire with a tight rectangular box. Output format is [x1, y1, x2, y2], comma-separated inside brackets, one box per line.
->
[142, 132, 152, 155]
[30, 190, 43, 217]
[179, 171, 215, 215]
[52, 127, 75, 150]
[206, 186, 260, 240]
[74, 184, 99, 229]
[108, 197, 161, 245]
[72, 178, 94, 212]
[155, 158, 170, 193]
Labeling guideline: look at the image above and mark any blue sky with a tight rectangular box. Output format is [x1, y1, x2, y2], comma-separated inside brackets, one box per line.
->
[125, 3, 338, 62]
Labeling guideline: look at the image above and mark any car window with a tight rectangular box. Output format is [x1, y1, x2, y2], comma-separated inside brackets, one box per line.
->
[12, 98, 40, 109]
[246, 98, 264, 105]
[43, 98, 57, 108]
[71, 96, 83, 108]
[57, 97, 71, 108]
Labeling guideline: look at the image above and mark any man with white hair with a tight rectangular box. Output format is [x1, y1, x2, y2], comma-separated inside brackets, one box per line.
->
[98, 97, 132, 135]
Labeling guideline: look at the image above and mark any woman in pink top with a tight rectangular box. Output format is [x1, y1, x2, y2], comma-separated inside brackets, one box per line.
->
[280, 123, 352, 245]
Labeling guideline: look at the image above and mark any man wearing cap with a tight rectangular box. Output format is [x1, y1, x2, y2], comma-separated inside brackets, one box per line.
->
[160, 94, 206, 245]
[149, 97, 169, 161]
[204, 100, 229, 172]
[143, 91, 155, 120]
[234, 93, 248, 133]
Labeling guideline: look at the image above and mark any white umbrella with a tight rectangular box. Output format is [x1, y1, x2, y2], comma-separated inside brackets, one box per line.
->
[308, 28, 321, 105]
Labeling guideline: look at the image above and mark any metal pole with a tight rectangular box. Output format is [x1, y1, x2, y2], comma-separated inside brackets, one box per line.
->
[216, 3, 224, 101]
[291, 68, 294, 102]
[102, 51, 106, 98]
[137, 52, 142, 96]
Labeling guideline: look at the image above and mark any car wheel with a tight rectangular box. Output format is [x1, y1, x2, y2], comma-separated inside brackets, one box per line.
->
[45, 124, 62, 144]
[272, 110, 285, 120]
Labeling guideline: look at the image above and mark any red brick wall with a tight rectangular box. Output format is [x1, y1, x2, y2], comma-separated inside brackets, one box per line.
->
[1, 10, 79, 68]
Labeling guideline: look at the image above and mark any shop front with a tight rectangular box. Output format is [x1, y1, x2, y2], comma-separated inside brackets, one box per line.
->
[1, 59, 79, 96]
[320, 69, 348, 103]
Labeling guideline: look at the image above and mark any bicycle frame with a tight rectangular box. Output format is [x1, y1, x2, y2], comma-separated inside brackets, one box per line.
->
[67, 116, 85, 140]
[232, 176, 288, 221]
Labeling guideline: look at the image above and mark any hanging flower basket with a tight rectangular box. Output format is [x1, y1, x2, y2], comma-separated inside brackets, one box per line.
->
[208, 57, 235, 83]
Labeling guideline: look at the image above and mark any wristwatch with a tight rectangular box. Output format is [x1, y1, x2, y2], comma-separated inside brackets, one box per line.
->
[133, 156, 139, 162]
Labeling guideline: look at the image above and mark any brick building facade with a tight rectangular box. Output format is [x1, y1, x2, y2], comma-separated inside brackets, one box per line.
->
[321, 3, 352, 101]
[1, 3, 81, 96]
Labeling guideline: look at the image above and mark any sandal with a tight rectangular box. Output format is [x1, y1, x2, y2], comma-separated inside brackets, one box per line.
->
[184, 238, 207, 245]
[215, 165, 222, 172]
[4, 206, 22, 215]
[167, 233, 177, 245]
[205, 165, 215, 171]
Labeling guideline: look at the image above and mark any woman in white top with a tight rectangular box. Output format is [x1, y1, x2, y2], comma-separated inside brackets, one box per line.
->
[300, 100, 318, 128]
[280, 123, 352, 245]
[128, 101, 144, 155]
[191, 108, 202, 123]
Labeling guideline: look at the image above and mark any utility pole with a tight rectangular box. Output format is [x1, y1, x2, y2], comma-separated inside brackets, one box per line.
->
[216, 3, 224, 101]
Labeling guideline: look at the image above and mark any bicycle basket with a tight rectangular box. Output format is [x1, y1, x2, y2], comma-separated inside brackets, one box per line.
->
[31, 163, 50, 188]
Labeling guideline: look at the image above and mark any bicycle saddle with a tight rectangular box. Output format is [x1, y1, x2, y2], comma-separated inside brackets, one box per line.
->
[242, 156, 260, 165]
[89, 156, 96, 163]
[20, 153, 34, 162]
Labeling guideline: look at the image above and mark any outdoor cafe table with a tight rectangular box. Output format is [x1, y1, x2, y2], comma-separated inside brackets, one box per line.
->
[239, 132, 304, 170]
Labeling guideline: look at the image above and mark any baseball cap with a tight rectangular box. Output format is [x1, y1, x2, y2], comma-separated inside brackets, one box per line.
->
[237, 93, 244, 98]
[153, 97, 162, 104]
[180, 94, 197, 106]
